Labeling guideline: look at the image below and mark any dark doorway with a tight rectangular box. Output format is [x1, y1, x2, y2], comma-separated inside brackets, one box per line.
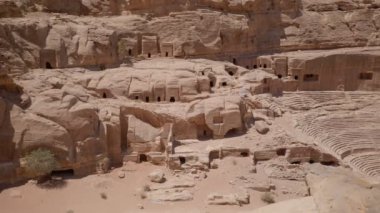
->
[135, 96, 139, 100]
[128, 49, 132, 56]
[277, 74, 283, 79]
[165, 52, 169, 57]
[139, 154, 147, 162]
[201, 71, 204, 76]
[45, 62, 53, 69]
[222, 82, 227, 87]
[157, 97, 161, 102]
[232, 58, 237, 65]
[246, 66, 249, 69]
[253, 65, 257, 69]
[294, 75, 299, 80]
[145, 97, 150, 103]
[179, 156, 186, 165]
[263, 64, 267, 68]
[170, 97, 176, 102]
[241, 152, 249, 157]
[228, 71, 234, 76]
[210, 81, 214, 87]
[51, 169, 74, 178]
[102, 93, 107, 98]
[148, 53, 151, 58]
[276, 148, 286, 156]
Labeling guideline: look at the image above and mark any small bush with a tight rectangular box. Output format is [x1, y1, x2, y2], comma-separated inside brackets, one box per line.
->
[24, 148, 58, 177]
[100, 192, 107, 200]
[261, 192, 275, 204]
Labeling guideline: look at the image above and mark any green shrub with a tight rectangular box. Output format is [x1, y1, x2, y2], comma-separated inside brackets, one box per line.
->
[24, 148, 58, 177]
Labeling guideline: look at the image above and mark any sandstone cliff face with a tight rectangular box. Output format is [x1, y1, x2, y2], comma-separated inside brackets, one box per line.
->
[0, 0, 379, 75]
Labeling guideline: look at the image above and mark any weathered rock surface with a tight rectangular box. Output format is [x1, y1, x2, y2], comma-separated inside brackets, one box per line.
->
[207, 193, 250, 206]
[148, 170, 166, 183]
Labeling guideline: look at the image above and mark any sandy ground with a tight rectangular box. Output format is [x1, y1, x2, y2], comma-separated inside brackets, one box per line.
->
[0, 102, 334, 213]
[0, 154, 311, 213]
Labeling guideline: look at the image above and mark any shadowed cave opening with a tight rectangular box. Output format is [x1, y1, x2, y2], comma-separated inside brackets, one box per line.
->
[179, 156, 186, 165]
[139, 154, 147, 162]
[45, 62, 52, 69]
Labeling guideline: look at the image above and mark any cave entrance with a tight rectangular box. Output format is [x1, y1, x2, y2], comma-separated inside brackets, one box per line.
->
[232, 58, 237, 65]
[45, 62, 53, 69]
[170, 97, 176, 102]
[139, 154, 148, 163]
[102, 92, 107, 98]
[179, 156, 186, 165]
[276, 148, 287, 156]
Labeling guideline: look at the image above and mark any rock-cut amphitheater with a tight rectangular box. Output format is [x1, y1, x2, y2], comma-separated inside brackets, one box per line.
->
[1, 0, 380, 212]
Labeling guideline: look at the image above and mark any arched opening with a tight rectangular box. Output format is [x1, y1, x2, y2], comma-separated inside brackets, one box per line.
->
[128, 49, 132, 56]
[222, 82, 227, 87]
[102, 92, 107, 98]
[135, 96, 139, 100]
[51, 169, 74, 178]
[157, 97, 161, 102]
[253, 65, 257, 69]
[277, 74, 283, 79]
[276, 148, 287, 156]
[263, 64, 267, 68]
[45, 62, 53, 69]
[225, 128, 240, 138]
[165, 52, 169, 57]
[148, 53, 151, 58]
[179, 156, 186, 165]
[232, 58, 237, 65]
[170, 97, 176, 102]
[139, 154, 148, 162]
[210, 81, 214, 87]
[145, 97, 150, 103]
[294, 75, 299, 80]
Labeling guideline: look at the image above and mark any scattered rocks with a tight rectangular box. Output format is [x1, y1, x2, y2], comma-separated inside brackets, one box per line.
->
[148, 170, 166, 183]
[255, 120, 270, 134]
[207, 193, 250, 206]
[118, 171, 125, 179]
[147, 189, 193, 202]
